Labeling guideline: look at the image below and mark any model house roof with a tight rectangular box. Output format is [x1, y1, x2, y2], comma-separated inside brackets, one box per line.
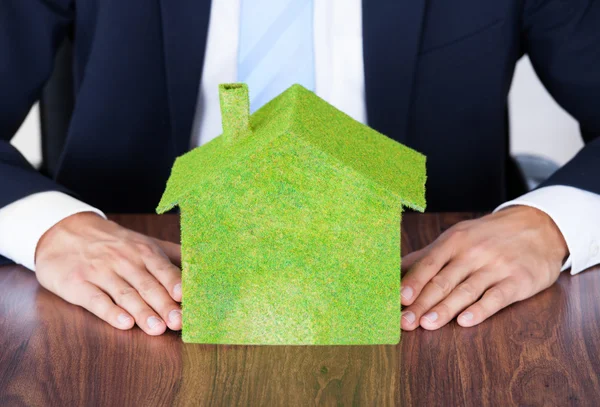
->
[157, 83, 426, 214]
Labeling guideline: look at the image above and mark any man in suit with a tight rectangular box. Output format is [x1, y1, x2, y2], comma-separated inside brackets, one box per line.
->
[1, 0, 599, 335]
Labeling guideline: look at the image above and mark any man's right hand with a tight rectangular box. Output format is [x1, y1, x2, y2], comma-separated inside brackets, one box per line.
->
[34, 212, 183, 335]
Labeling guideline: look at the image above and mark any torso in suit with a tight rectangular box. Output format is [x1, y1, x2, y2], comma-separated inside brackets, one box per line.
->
[1, 0, 599, 214]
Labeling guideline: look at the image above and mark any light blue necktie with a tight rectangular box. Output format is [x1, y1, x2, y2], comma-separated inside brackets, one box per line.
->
[237, 0, 315, 113]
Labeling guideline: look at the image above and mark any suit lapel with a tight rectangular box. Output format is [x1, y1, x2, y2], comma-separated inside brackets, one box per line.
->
[159, 0, 212, 155]
[362, 0, 426, 145]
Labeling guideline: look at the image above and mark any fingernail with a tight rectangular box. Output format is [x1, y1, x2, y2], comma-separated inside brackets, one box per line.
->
[460, 312, 473, 321]
[118, 314, 131, 325]
[169, 309, 182, 323]
[174, 283, 182, 297]
[401, 286, 413, 300]
[147, 316, 162, 329]
[402, 311, 416, 324]
[423, 312, 438, 324]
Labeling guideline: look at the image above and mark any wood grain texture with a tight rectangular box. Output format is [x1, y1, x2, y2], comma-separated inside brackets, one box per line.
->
[1, 213, 599, 406]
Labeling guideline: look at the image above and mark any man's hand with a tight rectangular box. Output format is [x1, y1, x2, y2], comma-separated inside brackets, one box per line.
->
[400, 206, 568, 330]
[35, 212, 182, 335]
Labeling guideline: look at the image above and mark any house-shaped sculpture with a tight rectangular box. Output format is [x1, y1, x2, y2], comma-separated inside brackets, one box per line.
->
[157, 83, 426, 345]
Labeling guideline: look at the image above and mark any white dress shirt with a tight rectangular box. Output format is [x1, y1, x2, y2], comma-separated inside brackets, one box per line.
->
[1, 0, 599, 275]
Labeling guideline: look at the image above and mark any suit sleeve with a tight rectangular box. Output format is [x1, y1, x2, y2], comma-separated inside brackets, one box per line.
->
[522, 0, 600, 193]
[0, 0, 74, 209]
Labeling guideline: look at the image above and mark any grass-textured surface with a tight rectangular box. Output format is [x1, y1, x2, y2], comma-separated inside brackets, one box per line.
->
[157, 84, 426, 345]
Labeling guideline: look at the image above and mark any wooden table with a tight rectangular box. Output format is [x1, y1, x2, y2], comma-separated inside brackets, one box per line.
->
[1, 213, 599, 406]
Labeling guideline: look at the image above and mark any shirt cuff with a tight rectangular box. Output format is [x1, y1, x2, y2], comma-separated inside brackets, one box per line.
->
[494, 185, 600, 275]
[0, 191, 106, 271]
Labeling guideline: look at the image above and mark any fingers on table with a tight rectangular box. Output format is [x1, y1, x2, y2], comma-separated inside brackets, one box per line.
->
[456, 277, 520, 327]
[401, 241, 454, 307]
[118, 259, 182, 332]
[142, 250, 182, 303]
[70, 281, 135, 330]
[90, 269, 170, 335]
[402, 261, 470, 330]
[415, 267, 497, 330]
[402, 266, 520, 330]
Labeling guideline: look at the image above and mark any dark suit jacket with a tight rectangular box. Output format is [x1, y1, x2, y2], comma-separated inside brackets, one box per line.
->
[1, 0, 599, 215]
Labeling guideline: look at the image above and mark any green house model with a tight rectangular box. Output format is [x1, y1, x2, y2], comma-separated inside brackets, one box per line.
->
[157, 83, 426, 345]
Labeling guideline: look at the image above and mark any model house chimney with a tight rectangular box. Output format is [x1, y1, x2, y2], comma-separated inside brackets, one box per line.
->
[219, 83, 251, 143]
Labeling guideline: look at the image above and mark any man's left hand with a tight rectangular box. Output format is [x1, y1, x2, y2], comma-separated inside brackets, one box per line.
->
[400, 206, 568, 330]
